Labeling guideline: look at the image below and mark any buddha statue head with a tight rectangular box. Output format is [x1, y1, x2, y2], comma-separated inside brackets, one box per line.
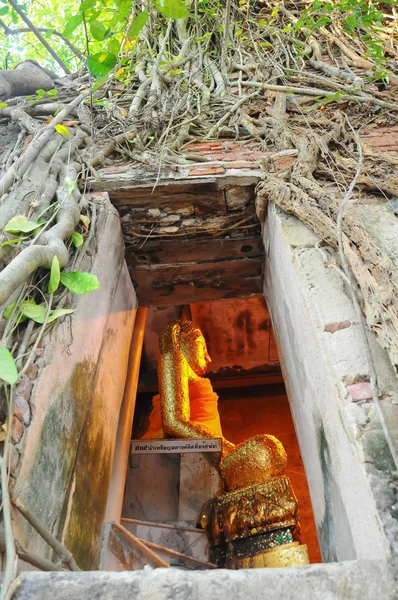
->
[159, 318, 211, 377]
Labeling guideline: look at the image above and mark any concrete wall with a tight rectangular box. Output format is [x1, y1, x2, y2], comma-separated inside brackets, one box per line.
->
[263, 204, 398, 562]
[12, 193, 137, 570]
[7, 559, 397, 600]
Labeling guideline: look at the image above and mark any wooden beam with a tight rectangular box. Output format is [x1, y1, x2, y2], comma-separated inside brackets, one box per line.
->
[99, 177, 220, 197]
[141, 539, 217, 569]
[121, 517, 205, 534]
[89, 171, 262, 194]
[115, 190, 227, 215]
[126, 235, 263, 267]
[110, 522, 170, 569]
[130, 258, 263, 306]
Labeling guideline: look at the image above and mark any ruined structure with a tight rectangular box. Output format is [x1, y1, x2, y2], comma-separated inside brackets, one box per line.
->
[0, 2, 398, 598]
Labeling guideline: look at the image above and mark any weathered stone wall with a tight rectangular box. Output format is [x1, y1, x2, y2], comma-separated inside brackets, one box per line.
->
[263, 204, 398, 562]
[11, 193, 137, 569]
[8, 559, 397, 600]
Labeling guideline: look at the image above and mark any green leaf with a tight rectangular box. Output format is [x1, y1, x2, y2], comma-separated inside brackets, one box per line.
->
[54, 124, 70, 137]
[19, 301, 74, 324]
[345, 15, 359, 29]
[4, 220, 41, 234]
[87, 52, 117, 77]
[4, 299, 35, 324]
[4, 302, 17, 320]
[20, 302, 47, 323]
[0, 6, 8, 16]
[61, 272, 101, 295]
[108, 38, 120, 56]
[155, 0, 189, 19]
[47, 89, 58, 97]
[128, 10, 149, 38]
[48, 255, 60, 295]
[90, 19, 107, 40]
[47, 308, 75, 323]
[80, 0, 97, 10]
[90, 75, 108, 92]
[63, 14, 83, 38]
[1, 237, 26, 246]
[71, 232, 84, 247]
[114, 0, 132, 23]
[36, 88, 46, 96]
[0, 347, 18, 386]
[0, 102, 8, 108]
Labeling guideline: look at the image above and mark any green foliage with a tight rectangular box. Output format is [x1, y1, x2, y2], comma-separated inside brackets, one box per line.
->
[0, 0, 191, 75]
[87, 51, 118, 77]
[0, 347, 18, 386]
[60, 272, 101, 294]
[71, 232, 84, 247]
[48, 255, 60, 294]
[297, 0, 391, 77]
[155, 0, 189, 19]
[19, 301, 75, 324]
[54, 124, 70, 138]
[4, 219, 42, 234]
[128, 10, 149, 38]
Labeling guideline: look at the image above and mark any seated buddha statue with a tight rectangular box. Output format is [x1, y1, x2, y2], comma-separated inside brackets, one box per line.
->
[141, 318, 235, 456]
[142, 317, 309, 569]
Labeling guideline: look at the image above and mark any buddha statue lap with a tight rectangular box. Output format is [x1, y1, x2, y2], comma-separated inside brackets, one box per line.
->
[142, 318, 309, 568]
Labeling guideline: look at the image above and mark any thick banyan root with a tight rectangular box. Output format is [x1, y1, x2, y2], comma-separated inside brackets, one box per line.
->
[0, 60, 58, 102]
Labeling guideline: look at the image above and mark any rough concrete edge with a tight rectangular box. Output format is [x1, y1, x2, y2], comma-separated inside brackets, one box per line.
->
[9, 560, 397, 600]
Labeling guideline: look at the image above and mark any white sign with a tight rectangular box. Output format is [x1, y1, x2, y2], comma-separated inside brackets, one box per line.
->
[130, 438, 222, 454]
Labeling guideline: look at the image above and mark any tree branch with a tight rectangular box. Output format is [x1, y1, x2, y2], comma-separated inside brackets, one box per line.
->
[5, 0, 71, 74]
[11, 496, 81, 571]
[0, 387, 17, 600]
[0, 19, 85, 62]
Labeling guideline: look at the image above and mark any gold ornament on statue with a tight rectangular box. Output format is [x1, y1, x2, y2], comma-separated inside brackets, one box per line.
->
[142, 318, 309, 569]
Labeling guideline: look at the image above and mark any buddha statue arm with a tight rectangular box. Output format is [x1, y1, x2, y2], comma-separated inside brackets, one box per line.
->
[159, 352, 217, 439]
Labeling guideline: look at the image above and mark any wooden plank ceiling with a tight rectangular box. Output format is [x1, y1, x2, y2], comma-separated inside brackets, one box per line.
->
[106, 176, 264, 306]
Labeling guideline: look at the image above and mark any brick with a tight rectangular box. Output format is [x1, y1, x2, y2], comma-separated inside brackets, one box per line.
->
[347, 382, 372, 401]
[185, 142, 224, 152]
[225, 161, 255, 170]
[16, 376, 32, 402]
[273, 156, 296, 170]
[8, 444, 20, 473]
[11, 416, 23, 444]
[225, 185, 254, 211]
[26, 362, 38, 380]
[188, 167, 225, 176]
[324, 321, 352, 334]
[13, 395, 31, 426]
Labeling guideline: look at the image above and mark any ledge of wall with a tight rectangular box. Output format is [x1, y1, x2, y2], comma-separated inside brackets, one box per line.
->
[8, 559, 396, 600]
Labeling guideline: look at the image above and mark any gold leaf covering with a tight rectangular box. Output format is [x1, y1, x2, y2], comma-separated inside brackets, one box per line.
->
[220, 434, 287, 491]
[199, 476, 299, 546]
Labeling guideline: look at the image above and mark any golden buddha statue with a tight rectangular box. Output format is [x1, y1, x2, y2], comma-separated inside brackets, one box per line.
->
[141, 318, 235, 456]
[142, 318, 309, 569]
